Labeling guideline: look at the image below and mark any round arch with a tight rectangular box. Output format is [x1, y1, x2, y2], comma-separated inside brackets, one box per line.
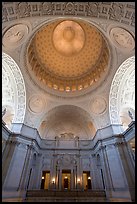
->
[109, 56, 135, 127]
[2, 52, 26, 129]
[38, 105, 96, 140]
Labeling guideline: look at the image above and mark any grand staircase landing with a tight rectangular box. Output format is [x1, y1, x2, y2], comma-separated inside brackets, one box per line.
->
[25, 189, 107, 202]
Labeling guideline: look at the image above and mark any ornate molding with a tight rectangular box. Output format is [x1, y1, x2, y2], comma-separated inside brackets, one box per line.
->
[6, 139, 20, 146]
[109, 56, 135, 124]
[2, 52, 26, 123]
[89, 96, 107, 115]
[2, 23, 30, 50]
[109, 27, 135, 51]
[28, 94, 46, 114]
[114, 141, 125, 147]
[2, 2, 135, 27]
[56, 153, 77, 167]
[80, 140, 91, 146]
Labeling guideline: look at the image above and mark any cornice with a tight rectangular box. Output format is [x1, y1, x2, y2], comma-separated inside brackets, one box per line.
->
[2, 2, 135, 28]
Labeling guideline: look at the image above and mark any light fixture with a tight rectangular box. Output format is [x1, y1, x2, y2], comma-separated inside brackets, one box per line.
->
[52, 178, 55, 184]
[88, 177, 91, 180]
[77, 178, 80, 183]
[42, 176, 44, 179]
[65, 176, 68, 179]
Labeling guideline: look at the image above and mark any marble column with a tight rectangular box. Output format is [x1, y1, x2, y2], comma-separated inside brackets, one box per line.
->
[18, 144, 34, 190]
[100, 145, 113, 191]
[59, 168, 62, 190]
[2, 140, 18, 187]
[70, 168, 73, 190]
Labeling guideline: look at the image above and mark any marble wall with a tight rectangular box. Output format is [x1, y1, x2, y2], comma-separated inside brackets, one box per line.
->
[2, 121, 135, 201]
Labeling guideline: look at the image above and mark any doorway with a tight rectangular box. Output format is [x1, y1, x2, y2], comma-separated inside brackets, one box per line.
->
[41, 171, 50, 189]
[83, 171, 92, 190]
[62, 169, 71, 190]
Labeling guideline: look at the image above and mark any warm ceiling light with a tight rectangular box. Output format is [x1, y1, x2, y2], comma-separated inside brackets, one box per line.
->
[42, 176, 44, 179]
[88, 177, 91, 180]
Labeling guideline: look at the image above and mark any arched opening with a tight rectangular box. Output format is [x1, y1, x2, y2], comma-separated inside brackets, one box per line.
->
[2, 52, 26, 130]
[38, 121, 47, 137]
[109, 56, 135, 131]
[38, 105, 96, 140]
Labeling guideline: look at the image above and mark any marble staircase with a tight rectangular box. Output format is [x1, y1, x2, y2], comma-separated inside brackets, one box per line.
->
[25, 189, 107, 202]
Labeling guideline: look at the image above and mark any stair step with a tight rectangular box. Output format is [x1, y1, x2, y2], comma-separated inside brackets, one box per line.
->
[25, 190, 107, 202]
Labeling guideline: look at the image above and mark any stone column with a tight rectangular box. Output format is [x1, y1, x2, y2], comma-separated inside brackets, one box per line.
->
[2, 140, 18, 187]
[18, 144, 34, 190]
[56, 167, 60, 190]
[102, 142, 132, 201]
[76, 155, 82, 190]
[89, 154, 100, 189]
[116, 142, 135, 201]
[89, 155, 96, 189]
[28, 152, 39, 190]
[73, 166, 76, 189]
[70, 168, 73, 190]
[59, 168, 62, 190]
[100, 145, 113, 191]
[49, 155, 56, 190]
[35, 153, 43, 189]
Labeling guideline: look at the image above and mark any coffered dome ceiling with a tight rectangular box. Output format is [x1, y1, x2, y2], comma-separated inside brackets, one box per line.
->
[27, 19, 109, 93]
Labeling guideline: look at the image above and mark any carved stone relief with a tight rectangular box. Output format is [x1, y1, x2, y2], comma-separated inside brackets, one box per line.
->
[2, 66, 14, 106]
[2, 23, 29, 49]
[56, 154, 77, 168]
[109, 56, 135, 124]
[90, 96, 107, 115]
[120, 69, 135, 107]
[110, 27, 135, 51]
[59, 132, 75, 140]
[2, 52, 26, 123]
[28, 95, 45, 114]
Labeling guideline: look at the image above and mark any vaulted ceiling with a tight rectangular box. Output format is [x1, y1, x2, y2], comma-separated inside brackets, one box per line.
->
[2, 2, 135, 136]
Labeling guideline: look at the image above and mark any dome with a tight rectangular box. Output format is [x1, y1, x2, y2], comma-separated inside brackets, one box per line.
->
[27, 19, 109, 93]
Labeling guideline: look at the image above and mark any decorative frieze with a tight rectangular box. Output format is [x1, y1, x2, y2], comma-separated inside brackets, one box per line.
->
[2, 2, 135, 27]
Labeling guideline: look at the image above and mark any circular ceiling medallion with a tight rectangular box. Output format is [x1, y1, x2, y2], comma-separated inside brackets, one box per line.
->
[28, 95, 45, 113]
[90, 97, 107, 114]
[52, 20, 85, 56]
[110, 27, 135, 51]
[27, 19, 109, 93]
[3, 24, 29, 48]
